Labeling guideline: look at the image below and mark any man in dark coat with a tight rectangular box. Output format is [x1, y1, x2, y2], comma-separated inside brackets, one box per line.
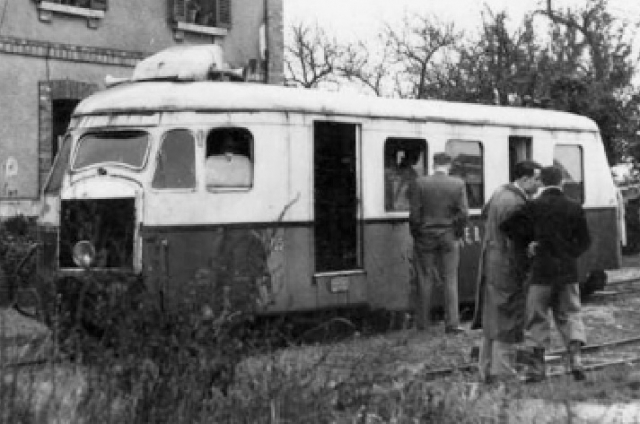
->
[471, 160, 541, 383]
[409, 152, 468, 333]
[500, 165, 592, 382]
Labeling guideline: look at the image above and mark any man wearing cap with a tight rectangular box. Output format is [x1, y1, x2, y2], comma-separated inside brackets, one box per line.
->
[409, 152, 469, 333]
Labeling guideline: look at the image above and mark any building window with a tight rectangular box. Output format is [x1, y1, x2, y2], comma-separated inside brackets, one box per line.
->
[554, 144, 584, 203]
[205, 128, 253, 190]
[446, 139, 484, 208]
[52, 99, 79, 162]
[39, 80, 98, 192]
[170, 0, 231, 28]
[45, 0, 108, 10]
[384, 138, 427, 212]
[152, 130, 196, 189]
[36, 0, 108, 27]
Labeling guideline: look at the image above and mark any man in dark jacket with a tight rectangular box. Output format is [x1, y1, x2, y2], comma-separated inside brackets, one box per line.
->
[409, 152, 468, 333]
[500, 165, 591, 382]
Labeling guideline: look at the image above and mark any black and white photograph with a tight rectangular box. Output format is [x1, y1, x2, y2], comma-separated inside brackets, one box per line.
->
[2, 0, 640, 422]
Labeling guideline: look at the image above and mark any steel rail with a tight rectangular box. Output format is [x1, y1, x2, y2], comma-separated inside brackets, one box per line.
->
[546, 355, 640, 378]
[0, 357, 52, 370]
[422, 335, 640, 380]
[587, 288, 640, 301]
[585, 274, 640, 301]
[550, 335, 640, 357]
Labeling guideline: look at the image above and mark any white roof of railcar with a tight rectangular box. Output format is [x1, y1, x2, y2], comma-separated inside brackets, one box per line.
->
[74, 81, 599, 133]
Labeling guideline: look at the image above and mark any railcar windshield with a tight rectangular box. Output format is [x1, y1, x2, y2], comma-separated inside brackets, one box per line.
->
[72, 130, 149, 171]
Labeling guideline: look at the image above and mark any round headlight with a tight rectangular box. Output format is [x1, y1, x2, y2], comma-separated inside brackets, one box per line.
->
[72, 241, 96, 269]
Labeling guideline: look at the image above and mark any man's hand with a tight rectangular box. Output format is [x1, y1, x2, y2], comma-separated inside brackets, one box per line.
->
[527, 241, 538, 258]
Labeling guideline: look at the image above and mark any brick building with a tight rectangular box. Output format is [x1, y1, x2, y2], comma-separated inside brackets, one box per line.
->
[0, 0, 284, 217]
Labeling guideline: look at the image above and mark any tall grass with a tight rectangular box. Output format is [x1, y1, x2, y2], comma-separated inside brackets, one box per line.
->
[8, 214, 638, 423]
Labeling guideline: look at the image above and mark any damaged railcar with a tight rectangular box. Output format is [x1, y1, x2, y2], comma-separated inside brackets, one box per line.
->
[37, 45, 621, 321]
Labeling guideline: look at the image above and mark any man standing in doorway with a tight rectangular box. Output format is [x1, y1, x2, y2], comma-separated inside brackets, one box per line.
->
[471, 160, 542, 383]
[500, 165, 591, 382]
[409, 152, 468, 333]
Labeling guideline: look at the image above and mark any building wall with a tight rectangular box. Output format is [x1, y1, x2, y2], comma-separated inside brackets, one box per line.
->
[0, 0, 284, 216]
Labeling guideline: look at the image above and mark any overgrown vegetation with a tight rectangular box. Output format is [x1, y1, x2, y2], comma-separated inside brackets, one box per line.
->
[0, 215, 37, 302]
[0, 215, 484, 423]
[2, 215, 640, 423]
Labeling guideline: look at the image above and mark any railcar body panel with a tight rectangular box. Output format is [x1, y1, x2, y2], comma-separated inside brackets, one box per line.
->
[580, 208, 620, 279]
[37, 65, 621, 318]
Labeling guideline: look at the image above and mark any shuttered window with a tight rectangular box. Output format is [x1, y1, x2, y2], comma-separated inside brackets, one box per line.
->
[171, 0, 187, 22]
[90, 0, 107, 10]
[170, 0, 231, 28]
[216, 0, 231, 28]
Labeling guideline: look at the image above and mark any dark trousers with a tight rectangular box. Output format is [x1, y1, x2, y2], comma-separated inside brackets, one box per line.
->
[413, 228, 460, 329]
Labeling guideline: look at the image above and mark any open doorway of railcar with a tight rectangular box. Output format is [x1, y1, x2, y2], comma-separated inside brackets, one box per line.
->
[313, 122, 361, 273]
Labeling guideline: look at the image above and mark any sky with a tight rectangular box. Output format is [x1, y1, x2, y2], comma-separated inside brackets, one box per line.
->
[283, 0, 640, 41]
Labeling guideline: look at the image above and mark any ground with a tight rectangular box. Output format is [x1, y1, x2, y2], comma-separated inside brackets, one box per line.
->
[3, 254, 640, 423]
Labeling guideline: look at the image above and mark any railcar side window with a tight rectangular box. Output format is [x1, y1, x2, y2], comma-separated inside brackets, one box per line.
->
[152, 129, 196, 189]
[446, 140, 484, 208]
[205, 128, 254, 190]
[554, 145, 584, 203]
[384, 138, 427, 211]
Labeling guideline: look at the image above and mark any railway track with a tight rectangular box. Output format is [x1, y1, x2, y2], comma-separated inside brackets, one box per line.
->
[422, 335, 640, 381]
[0, 358, 50, 370]
[586, 273, 640, 301]
[544, 335, 640, 378]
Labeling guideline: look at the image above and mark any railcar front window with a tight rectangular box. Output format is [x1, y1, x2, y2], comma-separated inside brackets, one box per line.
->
[446, 139, 485, 208]
[73, 131, 149, 170]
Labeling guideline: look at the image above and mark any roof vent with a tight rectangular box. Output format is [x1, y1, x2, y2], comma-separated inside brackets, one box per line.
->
[131, 45, 242, 82]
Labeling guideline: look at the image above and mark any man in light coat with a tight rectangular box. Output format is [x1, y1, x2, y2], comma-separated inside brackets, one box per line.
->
[471, 160, 541, 383]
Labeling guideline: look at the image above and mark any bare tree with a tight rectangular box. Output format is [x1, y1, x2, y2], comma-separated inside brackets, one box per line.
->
[536, 0, 640, 163]
[538, 0, 637, 82]
[475, 9, 542, 105]
[284, 22, 343, 89]
[384, 14, 462, 99]
[338, 38, 395, 97]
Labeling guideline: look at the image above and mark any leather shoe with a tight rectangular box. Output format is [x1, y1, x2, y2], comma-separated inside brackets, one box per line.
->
[445, 326, 466, 334]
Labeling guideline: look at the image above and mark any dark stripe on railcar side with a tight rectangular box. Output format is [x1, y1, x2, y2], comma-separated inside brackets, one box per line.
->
[139, 206, 618, 315]
[580, 207, 621, 281]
